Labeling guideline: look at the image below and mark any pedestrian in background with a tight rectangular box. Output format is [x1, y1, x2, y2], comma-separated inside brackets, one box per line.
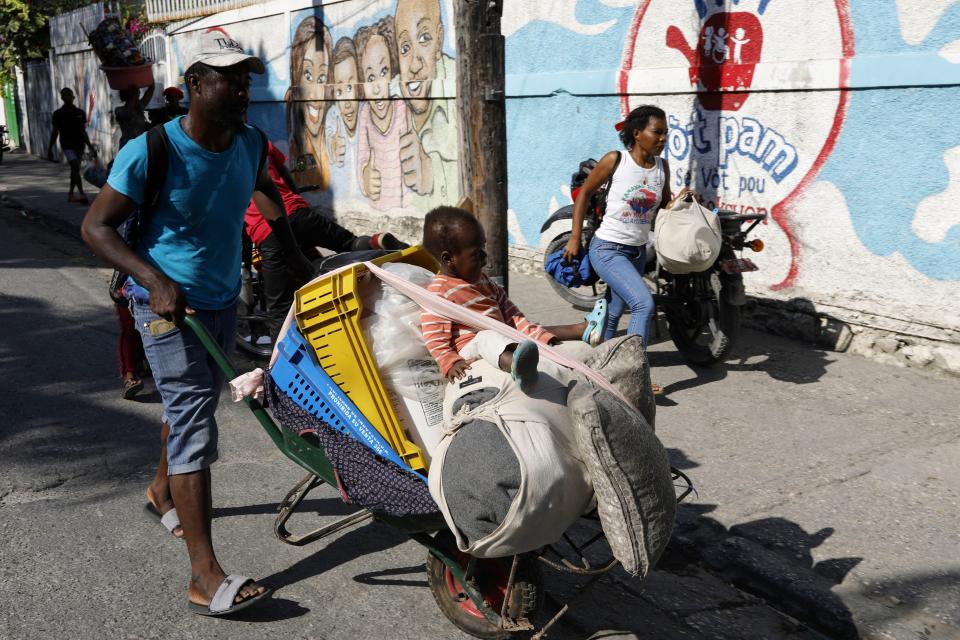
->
[47, 88, 96, 205]
[115, 83, 155, 150]
[110, 281, 146, 399]
[148, 86, 188, 127]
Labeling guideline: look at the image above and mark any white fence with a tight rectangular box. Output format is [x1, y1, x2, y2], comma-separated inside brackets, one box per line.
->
[146, 0, 264, 22]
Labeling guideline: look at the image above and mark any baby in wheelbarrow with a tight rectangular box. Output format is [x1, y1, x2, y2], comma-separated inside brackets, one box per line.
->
[414, 206, 677, 577]
[419, 206, 607, 392]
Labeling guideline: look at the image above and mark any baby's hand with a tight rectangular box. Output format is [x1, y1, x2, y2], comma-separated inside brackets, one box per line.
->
[446, 359, 472, 382]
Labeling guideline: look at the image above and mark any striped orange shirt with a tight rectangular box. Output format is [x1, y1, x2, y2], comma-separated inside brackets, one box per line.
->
[420, 273, 556, 376]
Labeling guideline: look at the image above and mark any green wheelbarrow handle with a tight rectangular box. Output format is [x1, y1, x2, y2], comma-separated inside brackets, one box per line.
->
[182, 315, 337, 486]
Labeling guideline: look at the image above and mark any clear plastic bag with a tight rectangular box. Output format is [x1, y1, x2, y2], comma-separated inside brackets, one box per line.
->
[359, 262, 444, 400]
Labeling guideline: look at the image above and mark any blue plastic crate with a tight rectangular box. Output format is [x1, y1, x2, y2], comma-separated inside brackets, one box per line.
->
[271, 327, 427, 482]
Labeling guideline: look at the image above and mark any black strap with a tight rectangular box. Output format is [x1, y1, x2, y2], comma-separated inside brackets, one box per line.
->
[141, 125, 170, 230]
[251, 124, 268, 177]
[597, 151, 622, 218]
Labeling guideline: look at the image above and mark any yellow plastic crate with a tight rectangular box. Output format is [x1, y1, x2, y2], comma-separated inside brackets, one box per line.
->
[294, 246, 439, 473]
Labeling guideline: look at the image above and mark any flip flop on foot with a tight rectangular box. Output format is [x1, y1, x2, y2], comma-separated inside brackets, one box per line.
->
[652, 382, 665, 396]
[145, 489, 183, 539]
[511, 340, 540, 393]
[122, 376, 143, 400]
[582, 299, 608, 346]
[188, 575, 271, 617]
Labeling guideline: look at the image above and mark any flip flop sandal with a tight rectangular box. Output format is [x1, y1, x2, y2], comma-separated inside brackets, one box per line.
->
[582, 299, 608, 346]
[188, 575, 271, 617]
[144, 501, 184, 539]
[122, 377, 143, 400]
[511, 340, 540, 393]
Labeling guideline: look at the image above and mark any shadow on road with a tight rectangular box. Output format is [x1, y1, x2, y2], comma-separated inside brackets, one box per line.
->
[662, 449, 864, 638]
[650, 326, 833, 400]
[0, 292, 162, 501]
[213, 496, 358, 519]
[257, 520, 409, 593]
[353, 564, 429, 588]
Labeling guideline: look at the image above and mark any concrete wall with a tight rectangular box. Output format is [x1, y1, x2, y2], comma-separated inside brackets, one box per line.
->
[502, 0, 960, 354]
[25, 0, 960, 359]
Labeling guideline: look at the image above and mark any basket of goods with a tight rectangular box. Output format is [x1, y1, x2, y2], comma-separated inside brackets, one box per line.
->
[87, 17, 153, 89]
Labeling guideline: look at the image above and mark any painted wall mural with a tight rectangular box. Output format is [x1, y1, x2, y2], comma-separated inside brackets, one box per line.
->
[504, 0, 960, 333]
[28, 0, 960, 336]
[168, 0, 458, 219]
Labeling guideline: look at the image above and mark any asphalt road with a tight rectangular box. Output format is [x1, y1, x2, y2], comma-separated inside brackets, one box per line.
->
[0, 202, 957, 640]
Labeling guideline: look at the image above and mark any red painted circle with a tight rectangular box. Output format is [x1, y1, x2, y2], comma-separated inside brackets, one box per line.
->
[616, 1, 855, 289]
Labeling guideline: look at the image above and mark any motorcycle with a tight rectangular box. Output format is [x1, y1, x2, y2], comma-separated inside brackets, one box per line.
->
[540, 159, 766, 366]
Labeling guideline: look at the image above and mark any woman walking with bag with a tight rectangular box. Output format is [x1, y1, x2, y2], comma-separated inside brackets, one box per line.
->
[563, 105, 696, 393]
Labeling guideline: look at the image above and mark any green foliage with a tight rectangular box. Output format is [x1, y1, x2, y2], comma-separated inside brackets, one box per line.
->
[0, 0, 116, 91]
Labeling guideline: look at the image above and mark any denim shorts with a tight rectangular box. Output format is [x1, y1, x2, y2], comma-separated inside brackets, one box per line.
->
[130, 299, 236, 475]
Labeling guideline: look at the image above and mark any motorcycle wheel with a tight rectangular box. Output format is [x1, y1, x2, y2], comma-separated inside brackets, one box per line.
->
[664, 273, 740, 366]
[235, 298, 274, 361]
[543, 232, 607, 312]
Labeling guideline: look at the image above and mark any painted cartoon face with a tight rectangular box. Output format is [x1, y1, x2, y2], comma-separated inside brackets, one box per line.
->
[634, 116, 668, 157]
[299, 37, 329, 136]
[333, 57, 360, 133]
[395, 0, 443, 115]
[362, 35, 393, 124]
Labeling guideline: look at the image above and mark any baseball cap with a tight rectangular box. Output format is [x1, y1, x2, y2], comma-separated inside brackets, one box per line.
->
[188, 28, 265, 74]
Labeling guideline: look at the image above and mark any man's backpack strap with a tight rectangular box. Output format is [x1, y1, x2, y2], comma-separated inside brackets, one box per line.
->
[251, 124, 268, 177]
[143, 125, 170, 214]
[110, 126, 169, 297]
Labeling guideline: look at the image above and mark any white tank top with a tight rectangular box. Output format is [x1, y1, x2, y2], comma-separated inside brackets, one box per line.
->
[594, 153, 665, 247]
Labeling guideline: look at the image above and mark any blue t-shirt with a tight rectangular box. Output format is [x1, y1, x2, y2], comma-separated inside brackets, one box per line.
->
[108, 117, 263, 310]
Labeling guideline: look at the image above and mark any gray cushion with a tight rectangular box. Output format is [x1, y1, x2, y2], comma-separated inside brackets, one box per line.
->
[584, 334, 656, 430]
[568, 384, 675, 577]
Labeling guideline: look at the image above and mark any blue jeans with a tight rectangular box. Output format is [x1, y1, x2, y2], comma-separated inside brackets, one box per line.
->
[130, 299, 236, 475]
[589, 237, 655, 344]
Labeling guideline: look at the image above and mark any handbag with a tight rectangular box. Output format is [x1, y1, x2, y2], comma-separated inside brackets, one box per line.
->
[654, 197, 721, 274]
[83, 159, 109, 189]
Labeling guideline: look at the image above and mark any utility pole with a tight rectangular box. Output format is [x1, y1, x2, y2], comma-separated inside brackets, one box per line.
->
[454, 0, 508, 291]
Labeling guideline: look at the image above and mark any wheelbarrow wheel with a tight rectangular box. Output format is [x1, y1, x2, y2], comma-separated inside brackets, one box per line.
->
[427, 531, 543, 639]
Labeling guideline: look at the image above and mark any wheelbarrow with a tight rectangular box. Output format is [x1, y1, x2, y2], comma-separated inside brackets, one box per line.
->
[182, 264, 694, 639]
